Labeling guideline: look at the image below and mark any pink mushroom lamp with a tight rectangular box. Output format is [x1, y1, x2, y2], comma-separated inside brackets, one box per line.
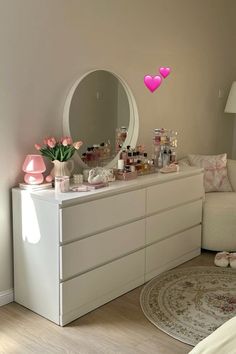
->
[22, 154, 46, 184]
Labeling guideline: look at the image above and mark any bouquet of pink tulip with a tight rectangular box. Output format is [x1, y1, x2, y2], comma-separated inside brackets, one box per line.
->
[35, 136, 83, 162]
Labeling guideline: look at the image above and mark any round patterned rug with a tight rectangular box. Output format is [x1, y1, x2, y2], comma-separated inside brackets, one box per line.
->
[140, 266, 236, 346]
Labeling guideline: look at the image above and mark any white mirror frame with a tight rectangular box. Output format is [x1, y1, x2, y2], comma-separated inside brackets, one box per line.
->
[63, 69, 139, 170]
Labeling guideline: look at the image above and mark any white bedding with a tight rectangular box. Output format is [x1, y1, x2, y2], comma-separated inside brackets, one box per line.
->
[189, 316, 236, 354]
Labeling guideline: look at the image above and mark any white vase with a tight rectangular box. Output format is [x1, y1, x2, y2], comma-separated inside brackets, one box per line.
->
[51, 160, 74, 178]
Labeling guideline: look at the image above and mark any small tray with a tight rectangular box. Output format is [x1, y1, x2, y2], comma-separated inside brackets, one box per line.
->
[137, 166, 157, 176]
[160, 164, 179, 173]
[115, 170, 138, 181]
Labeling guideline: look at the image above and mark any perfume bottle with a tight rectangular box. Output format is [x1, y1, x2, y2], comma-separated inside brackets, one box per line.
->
[142, 153, 149, 173]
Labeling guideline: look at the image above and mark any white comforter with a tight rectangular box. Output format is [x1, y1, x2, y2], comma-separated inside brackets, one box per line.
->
[189, 316, 236, 354]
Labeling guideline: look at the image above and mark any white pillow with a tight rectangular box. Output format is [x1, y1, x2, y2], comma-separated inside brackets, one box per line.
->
[188, 153, 232, 192]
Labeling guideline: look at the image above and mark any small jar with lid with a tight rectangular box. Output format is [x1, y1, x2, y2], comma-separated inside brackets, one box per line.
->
[55, 176, 70, 193]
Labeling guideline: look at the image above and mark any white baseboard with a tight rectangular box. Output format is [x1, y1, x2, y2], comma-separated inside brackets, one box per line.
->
[0, 288, 14, 306]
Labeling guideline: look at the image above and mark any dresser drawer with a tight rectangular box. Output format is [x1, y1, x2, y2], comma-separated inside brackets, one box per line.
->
[145, 225, 201, 277]
[146, 174, 203, 214]
[60, 189, 145, 243]
[60, 249, 145, 325]
[146, 200, 202, 244]
[60, 219, 145, 280]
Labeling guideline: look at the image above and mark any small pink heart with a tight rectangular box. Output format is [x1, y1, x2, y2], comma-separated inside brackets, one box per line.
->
[144, 75, 162, 93]
[159, 67, 171, 78]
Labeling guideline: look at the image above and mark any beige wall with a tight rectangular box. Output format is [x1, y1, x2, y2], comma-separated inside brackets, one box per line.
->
[0, 0, 236, 293]
[229, 17, 236, 158]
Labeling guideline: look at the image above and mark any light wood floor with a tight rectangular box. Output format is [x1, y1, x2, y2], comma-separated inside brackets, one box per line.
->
[0, 251, 215, 354]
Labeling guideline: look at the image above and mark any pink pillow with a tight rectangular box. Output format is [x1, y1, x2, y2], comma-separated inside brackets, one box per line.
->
[188, 154, 232, 192]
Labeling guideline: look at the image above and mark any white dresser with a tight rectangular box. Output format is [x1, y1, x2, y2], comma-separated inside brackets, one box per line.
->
[12, 167, 204, 326]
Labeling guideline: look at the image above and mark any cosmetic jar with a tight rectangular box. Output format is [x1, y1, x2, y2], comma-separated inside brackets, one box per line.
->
[55, 176, 70, 193]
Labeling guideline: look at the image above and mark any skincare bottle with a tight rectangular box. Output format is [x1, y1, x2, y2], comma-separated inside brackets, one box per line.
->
[157, 153, 163, 169]
[163, 149, 169, 167]
[117, 159, 125, 171]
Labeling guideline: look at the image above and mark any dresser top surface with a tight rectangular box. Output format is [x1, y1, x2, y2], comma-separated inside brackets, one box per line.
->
[13, 166, 203, 206]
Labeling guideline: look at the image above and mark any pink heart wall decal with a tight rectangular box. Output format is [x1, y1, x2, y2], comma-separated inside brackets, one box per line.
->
[144, 75, 162, 93]
[159, 67, 171, 78]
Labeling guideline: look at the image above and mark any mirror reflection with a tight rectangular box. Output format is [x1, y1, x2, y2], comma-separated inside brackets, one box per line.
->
[69, 70, 130, 167]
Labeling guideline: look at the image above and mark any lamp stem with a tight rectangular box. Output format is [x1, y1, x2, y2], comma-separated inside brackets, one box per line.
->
[232, 118, 236, 159]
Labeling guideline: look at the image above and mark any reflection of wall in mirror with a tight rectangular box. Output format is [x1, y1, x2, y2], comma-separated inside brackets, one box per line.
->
[117, 81, 130, 131]
[70, 71, 118, 156]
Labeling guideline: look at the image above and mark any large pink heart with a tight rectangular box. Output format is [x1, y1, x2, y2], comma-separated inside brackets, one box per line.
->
[159, 67, 171, 78]
[144, 75, 162, 93]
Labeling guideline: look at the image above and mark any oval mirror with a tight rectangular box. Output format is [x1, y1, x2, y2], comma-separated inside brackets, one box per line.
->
[63, 69, 139, 169]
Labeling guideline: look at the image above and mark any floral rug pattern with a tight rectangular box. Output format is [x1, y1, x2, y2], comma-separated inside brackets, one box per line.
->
[140, 266, 236, 346]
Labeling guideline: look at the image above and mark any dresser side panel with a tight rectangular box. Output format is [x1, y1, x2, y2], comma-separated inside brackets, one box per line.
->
[13, 190, 60, 324]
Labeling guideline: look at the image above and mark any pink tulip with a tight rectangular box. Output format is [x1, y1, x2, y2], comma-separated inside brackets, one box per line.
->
[47, 137, 56, 148]
[43, 137, 49, 145]
[73, 141, 83, 150]
[35, 143, 41, 150]
[62, 138, 68, 146]
[62, 136, 72, 146]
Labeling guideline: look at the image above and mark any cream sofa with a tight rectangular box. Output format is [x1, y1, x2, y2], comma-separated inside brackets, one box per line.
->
[179, 158, 236, 251]
[202, 159, 236, 251]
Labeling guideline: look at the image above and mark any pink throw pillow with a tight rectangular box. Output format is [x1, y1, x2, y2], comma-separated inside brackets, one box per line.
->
[188, 154, 232, 192]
